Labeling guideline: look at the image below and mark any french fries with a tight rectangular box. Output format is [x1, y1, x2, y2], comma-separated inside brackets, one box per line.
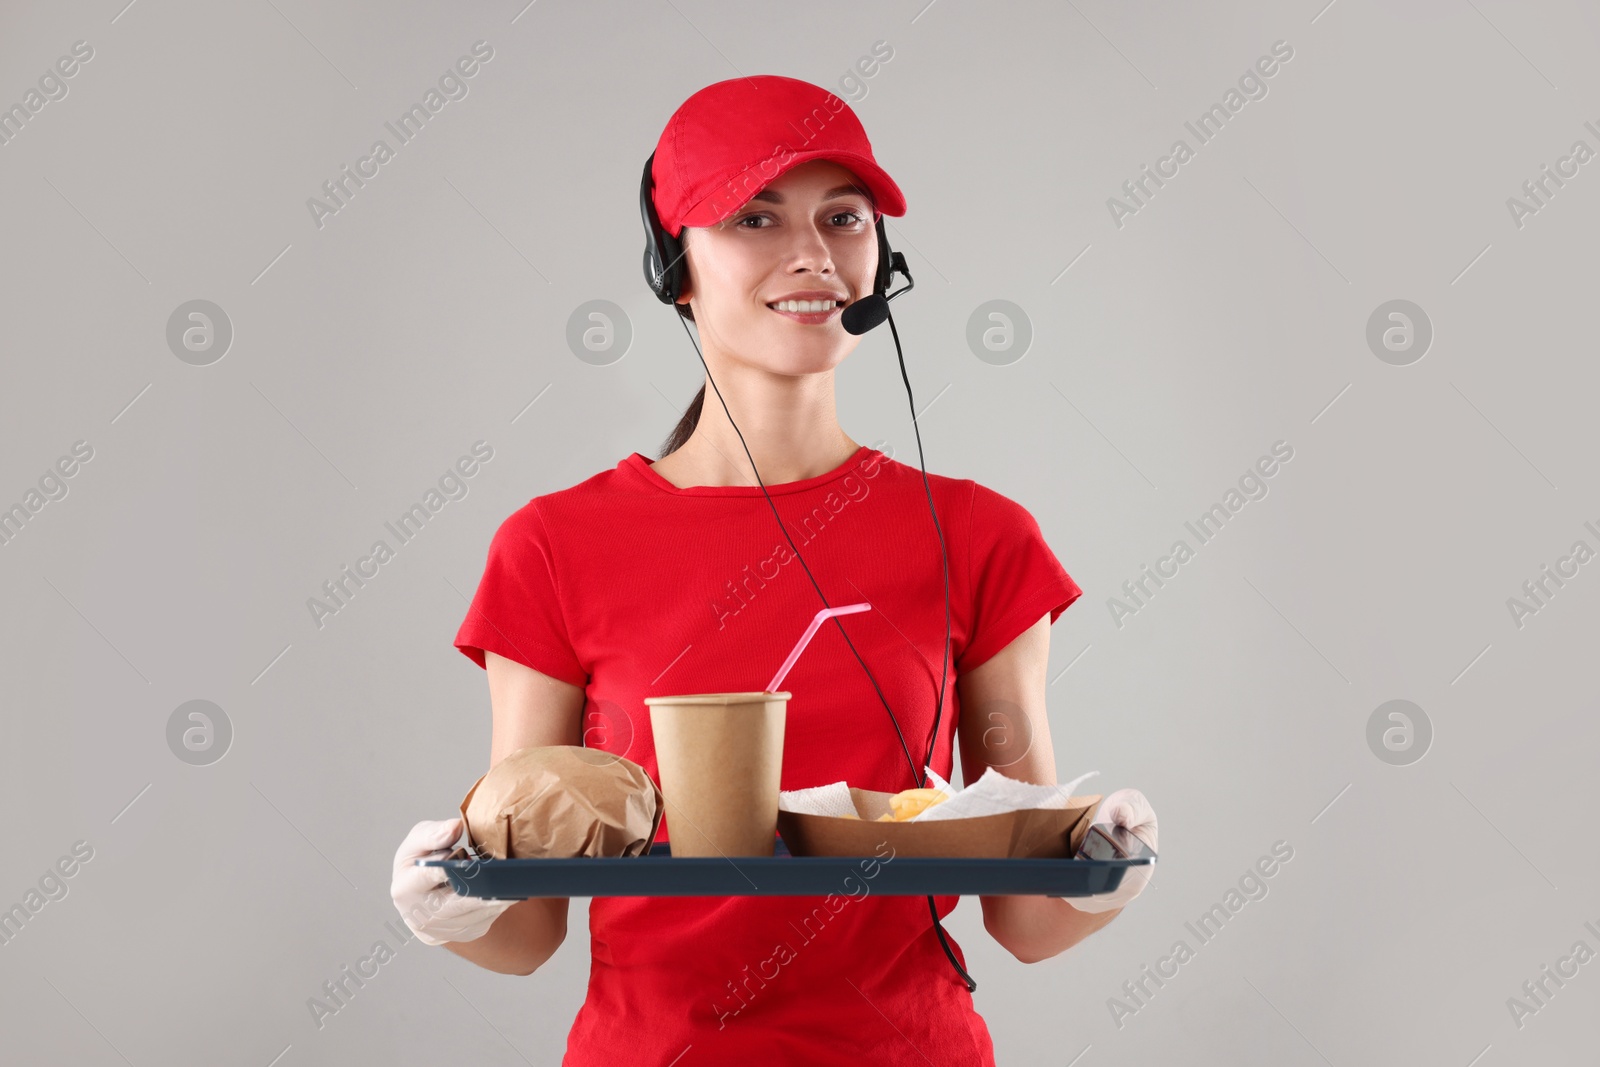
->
[824, 786, 953, 822]
[866, 786, 950, 822]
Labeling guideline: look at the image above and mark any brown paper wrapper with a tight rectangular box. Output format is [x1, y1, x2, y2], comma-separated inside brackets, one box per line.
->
[777, 789, 1103, 859]
[459, 745, 664, 859]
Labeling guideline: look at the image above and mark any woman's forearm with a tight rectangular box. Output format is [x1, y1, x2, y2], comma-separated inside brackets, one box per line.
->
[982, 894, 1120, 964]
[443, 897, 568, 975]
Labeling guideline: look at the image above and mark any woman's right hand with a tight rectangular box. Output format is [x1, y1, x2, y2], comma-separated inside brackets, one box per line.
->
[1067, 789, 1158, 914]
[391, 818, 517, 946]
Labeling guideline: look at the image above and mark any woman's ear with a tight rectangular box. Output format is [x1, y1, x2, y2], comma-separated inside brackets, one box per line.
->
[674, 231, 694, 303]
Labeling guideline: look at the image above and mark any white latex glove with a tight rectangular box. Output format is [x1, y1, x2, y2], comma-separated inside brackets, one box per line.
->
[1068, 788, 1158, 914]
[390, 818, 516, 946]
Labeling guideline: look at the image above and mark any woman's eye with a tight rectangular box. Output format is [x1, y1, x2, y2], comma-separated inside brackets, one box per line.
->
[734, 209, 867, 229]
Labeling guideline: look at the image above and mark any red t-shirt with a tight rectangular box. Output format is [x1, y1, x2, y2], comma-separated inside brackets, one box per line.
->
[454, 444, 1082, 1066]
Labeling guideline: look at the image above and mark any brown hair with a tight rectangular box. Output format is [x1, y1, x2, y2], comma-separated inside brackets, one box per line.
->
[658, 377, 703, 459]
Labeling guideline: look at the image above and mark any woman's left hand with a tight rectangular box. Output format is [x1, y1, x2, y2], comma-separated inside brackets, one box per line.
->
[1068, 788, 1158, 914]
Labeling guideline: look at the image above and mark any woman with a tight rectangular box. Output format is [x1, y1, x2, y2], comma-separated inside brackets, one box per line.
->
[390, 74, 1157, 1065]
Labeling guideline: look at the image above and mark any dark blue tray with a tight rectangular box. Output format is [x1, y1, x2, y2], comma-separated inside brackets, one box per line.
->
[419, 835, 1155, 899]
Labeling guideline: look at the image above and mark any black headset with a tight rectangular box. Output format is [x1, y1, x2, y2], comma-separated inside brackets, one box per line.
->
[639, 152, 976, 991]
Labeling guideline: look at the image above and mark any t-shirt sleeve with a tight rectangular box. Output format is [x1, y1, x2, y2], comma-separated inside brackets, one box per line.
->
[453, 500, 588, 688]
[956, 481, 1084, 674]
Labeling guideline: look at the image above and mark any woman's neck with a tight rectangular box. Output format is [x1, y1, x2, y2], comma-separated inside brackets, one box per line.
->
[655, 428, 861, 489]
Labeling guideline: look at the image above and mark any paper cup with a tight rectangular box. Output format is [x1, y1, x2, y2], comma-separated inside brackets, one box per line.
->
[644, 691, 789, 857]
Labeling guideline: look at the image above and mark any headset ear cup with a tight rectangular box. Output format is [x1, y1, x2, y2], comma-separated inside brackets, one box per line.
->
[642, 245, 666, 301]
[639, 152, 679, 305]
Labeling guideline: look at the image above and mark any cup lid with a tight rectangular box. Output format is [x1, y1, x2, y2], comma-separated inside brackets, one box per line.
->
[644, 691, 791, 705]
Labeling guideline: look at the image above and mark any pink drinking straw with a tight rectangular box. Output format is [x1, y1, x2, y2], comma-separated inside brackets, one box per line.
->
[766, 602, 871, 694]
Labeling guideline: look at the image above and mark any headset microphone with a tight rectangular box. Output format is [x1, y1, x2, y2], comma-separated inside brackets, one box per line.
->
[641, 155, 976, 992]
[840, 251, 913, 335]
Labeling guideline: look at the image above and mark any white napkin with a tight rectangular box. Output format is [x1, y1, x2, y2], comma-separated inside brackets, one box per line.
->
[778, 766, 1100, 821]
[775, 779, 860, 818]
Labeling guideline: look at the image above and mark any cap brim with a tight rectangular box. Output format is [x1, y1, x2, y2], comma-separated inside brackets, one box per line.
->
[679, 149, 907, 229]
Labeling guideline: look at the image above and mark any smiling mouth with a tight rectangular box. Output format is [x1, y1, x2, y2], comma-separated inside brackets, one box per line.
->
[766, 299, 847, 327]
[767, 299, 845, 313]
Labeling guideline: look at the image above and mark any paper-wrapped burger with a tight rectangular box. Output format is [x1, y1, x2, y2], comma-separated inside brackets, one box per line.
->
[460, 745, 664, 859]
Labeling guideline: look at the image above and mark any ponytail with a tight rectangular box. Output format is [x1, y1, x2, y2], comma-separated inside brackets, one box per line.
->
[658, 379, 703, 459]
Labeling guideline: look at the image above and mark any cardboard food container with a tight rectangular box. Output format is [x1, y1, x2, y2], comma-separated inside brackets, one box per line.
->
[777, 788, 1104, 860]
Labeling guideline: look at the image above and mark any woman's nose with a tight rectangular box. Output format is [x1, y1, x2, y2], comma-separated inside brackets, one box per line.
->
[784, 223, 836, 274]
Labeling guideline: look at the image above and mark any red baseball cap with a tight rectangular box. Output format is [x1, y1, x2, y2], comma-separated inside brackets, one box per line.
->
[649, 74, 906, 238]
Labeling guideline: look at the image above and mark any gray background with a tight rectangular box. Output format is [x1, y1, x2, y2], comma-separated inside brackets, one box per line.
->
[2, 0, 1596, 1064]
